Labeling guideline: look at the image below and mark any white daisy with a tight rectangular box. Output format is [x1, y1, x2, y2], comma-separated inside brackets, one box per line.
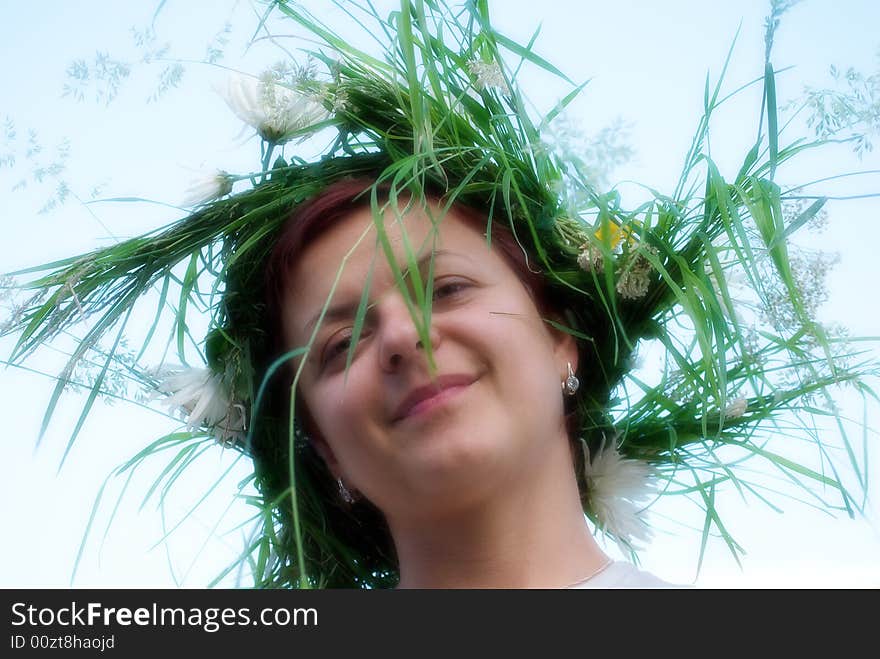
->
[217, 70, 330, 144]
[180, 170, 234, 207]
[582, 439, 656, 550]
[155, 366, 245, 445]
[724, 397, 748, 419]
[467, 60, 509, 92]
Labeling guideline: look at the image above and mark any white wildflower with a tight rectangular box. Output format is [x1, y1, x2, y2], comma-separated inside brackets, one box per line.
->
[155, 366, 246, 445]
[741, 326, 764, 366]
[783, 198, 829, 233]
[615, 269, 650, 299]
[330, 87, 350, 114]
[0, 273, 14, 297]
[582, 439, 656, 550]
[467, 59, 509, 92]
[217, 70, 331, 144]
[577, 242, 604, 273]
[266, 58, 317, 87]
[181, 170, 234, 207]
[615, 247, 657, 300]
[0, 301, 25, 335]
[723, 397, 748, 419]
[763, 249, 838, 333]
[664, 368, 690, 404]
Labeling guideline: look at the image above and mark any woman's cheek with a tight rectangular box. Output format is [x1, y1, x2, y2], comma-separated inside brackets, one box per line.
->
[327, 363, 378, 431]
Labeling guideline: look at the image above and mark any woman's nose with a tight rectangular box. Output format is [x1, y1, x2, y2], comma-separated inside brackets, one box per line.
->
[378, 297, 440, 373]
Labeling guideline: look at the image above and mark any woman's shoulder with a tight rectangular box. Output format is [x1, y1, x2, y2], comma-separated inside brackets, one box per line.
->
[569, 561, 683, 588]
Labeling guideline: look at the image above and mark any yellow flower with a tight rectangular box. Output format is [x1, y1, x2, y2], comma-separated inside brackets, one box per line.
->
[594, 220, 625, 249]
[577, 220, 630, 273]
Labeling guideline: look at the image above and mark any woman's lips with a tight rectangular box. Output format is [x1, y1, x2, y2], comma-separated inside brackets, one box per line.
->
[401, 384, 470, 420]
[392, 374, 478, 422]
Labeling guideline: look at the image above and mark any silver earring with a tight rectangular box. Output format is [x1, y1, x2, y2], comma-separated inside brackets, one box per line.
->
[562, 362, 579, 396]
[337, 477, 356, 505]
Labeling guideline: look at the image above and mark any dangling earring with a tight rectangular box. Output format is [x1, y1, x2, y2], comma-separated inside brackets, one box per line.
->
[562, 362, 579, 396]
[337, 477, 357, 505]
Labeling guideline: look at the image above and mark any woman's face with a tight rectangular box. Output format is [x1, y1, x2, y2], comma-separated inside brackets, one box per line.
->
[282, 200, 577, 523]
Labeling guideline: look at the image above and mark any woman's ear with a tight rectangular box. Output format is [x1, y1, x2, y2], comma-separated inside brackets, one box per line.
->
[311, 436, 341, 476]
[298, 399, 342, 475]
[547, 312, 579, 374]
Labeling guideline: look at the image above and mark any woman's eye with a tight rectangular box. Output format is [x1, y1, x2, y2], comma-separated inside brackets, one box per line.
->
[322, 333, 353, 365]
[432, 281, 468, 301]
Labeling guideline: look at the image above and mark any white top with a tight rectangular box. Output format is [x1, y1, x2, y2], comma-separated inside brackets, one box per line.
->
[568, 561, 678, 588]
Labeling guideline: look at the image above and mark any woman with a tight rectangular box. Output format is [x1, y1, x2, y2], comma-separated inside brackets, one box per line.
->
[259, 179, 671, 587]
[3, 1, 870, 588]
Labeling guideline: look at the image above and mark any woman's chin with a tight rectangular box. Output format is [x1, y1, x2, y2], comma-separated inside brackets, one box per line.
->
[398, 431, 516, 507]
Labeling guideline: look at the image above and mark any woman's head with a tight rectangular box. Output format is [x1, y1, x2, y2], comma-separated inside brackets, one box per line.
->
[261, 179, 585, 562]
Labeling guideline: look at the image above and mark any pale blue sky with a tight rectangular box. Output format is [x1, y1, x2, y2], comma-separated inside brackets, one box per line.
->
[1, 1, 878, 587]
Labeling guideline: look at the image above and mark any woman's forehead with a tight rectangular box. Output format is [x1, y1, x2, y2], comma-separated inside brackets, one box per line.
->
[283, 203, 496, 332]
[292, 204, 492, 287]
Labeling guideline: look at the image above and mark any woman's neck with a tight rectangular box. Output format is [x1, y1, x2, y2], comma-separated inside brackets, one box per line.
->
[391, 437, 609, 588]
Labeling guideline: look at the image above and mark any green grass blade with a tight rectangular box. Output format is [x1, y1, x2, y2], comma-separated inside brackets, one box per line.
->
[772, 197, 826, 247]
[765, 62, 779, 180]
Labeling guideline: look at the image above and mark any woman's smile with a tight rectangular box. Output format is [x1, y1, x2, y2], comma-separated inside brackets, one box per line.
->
[391, 373, 479, 424]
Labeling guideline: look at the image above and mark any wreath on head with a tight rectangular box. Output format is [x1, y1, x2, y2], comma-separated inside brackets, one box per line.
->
[3, 1, 873, 588]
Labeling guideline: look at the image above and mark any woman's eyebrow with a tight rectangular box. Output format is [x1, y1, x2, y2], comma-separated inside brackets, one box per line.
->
[402, 249, 475, 278]
[303, 301, 363, 335]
